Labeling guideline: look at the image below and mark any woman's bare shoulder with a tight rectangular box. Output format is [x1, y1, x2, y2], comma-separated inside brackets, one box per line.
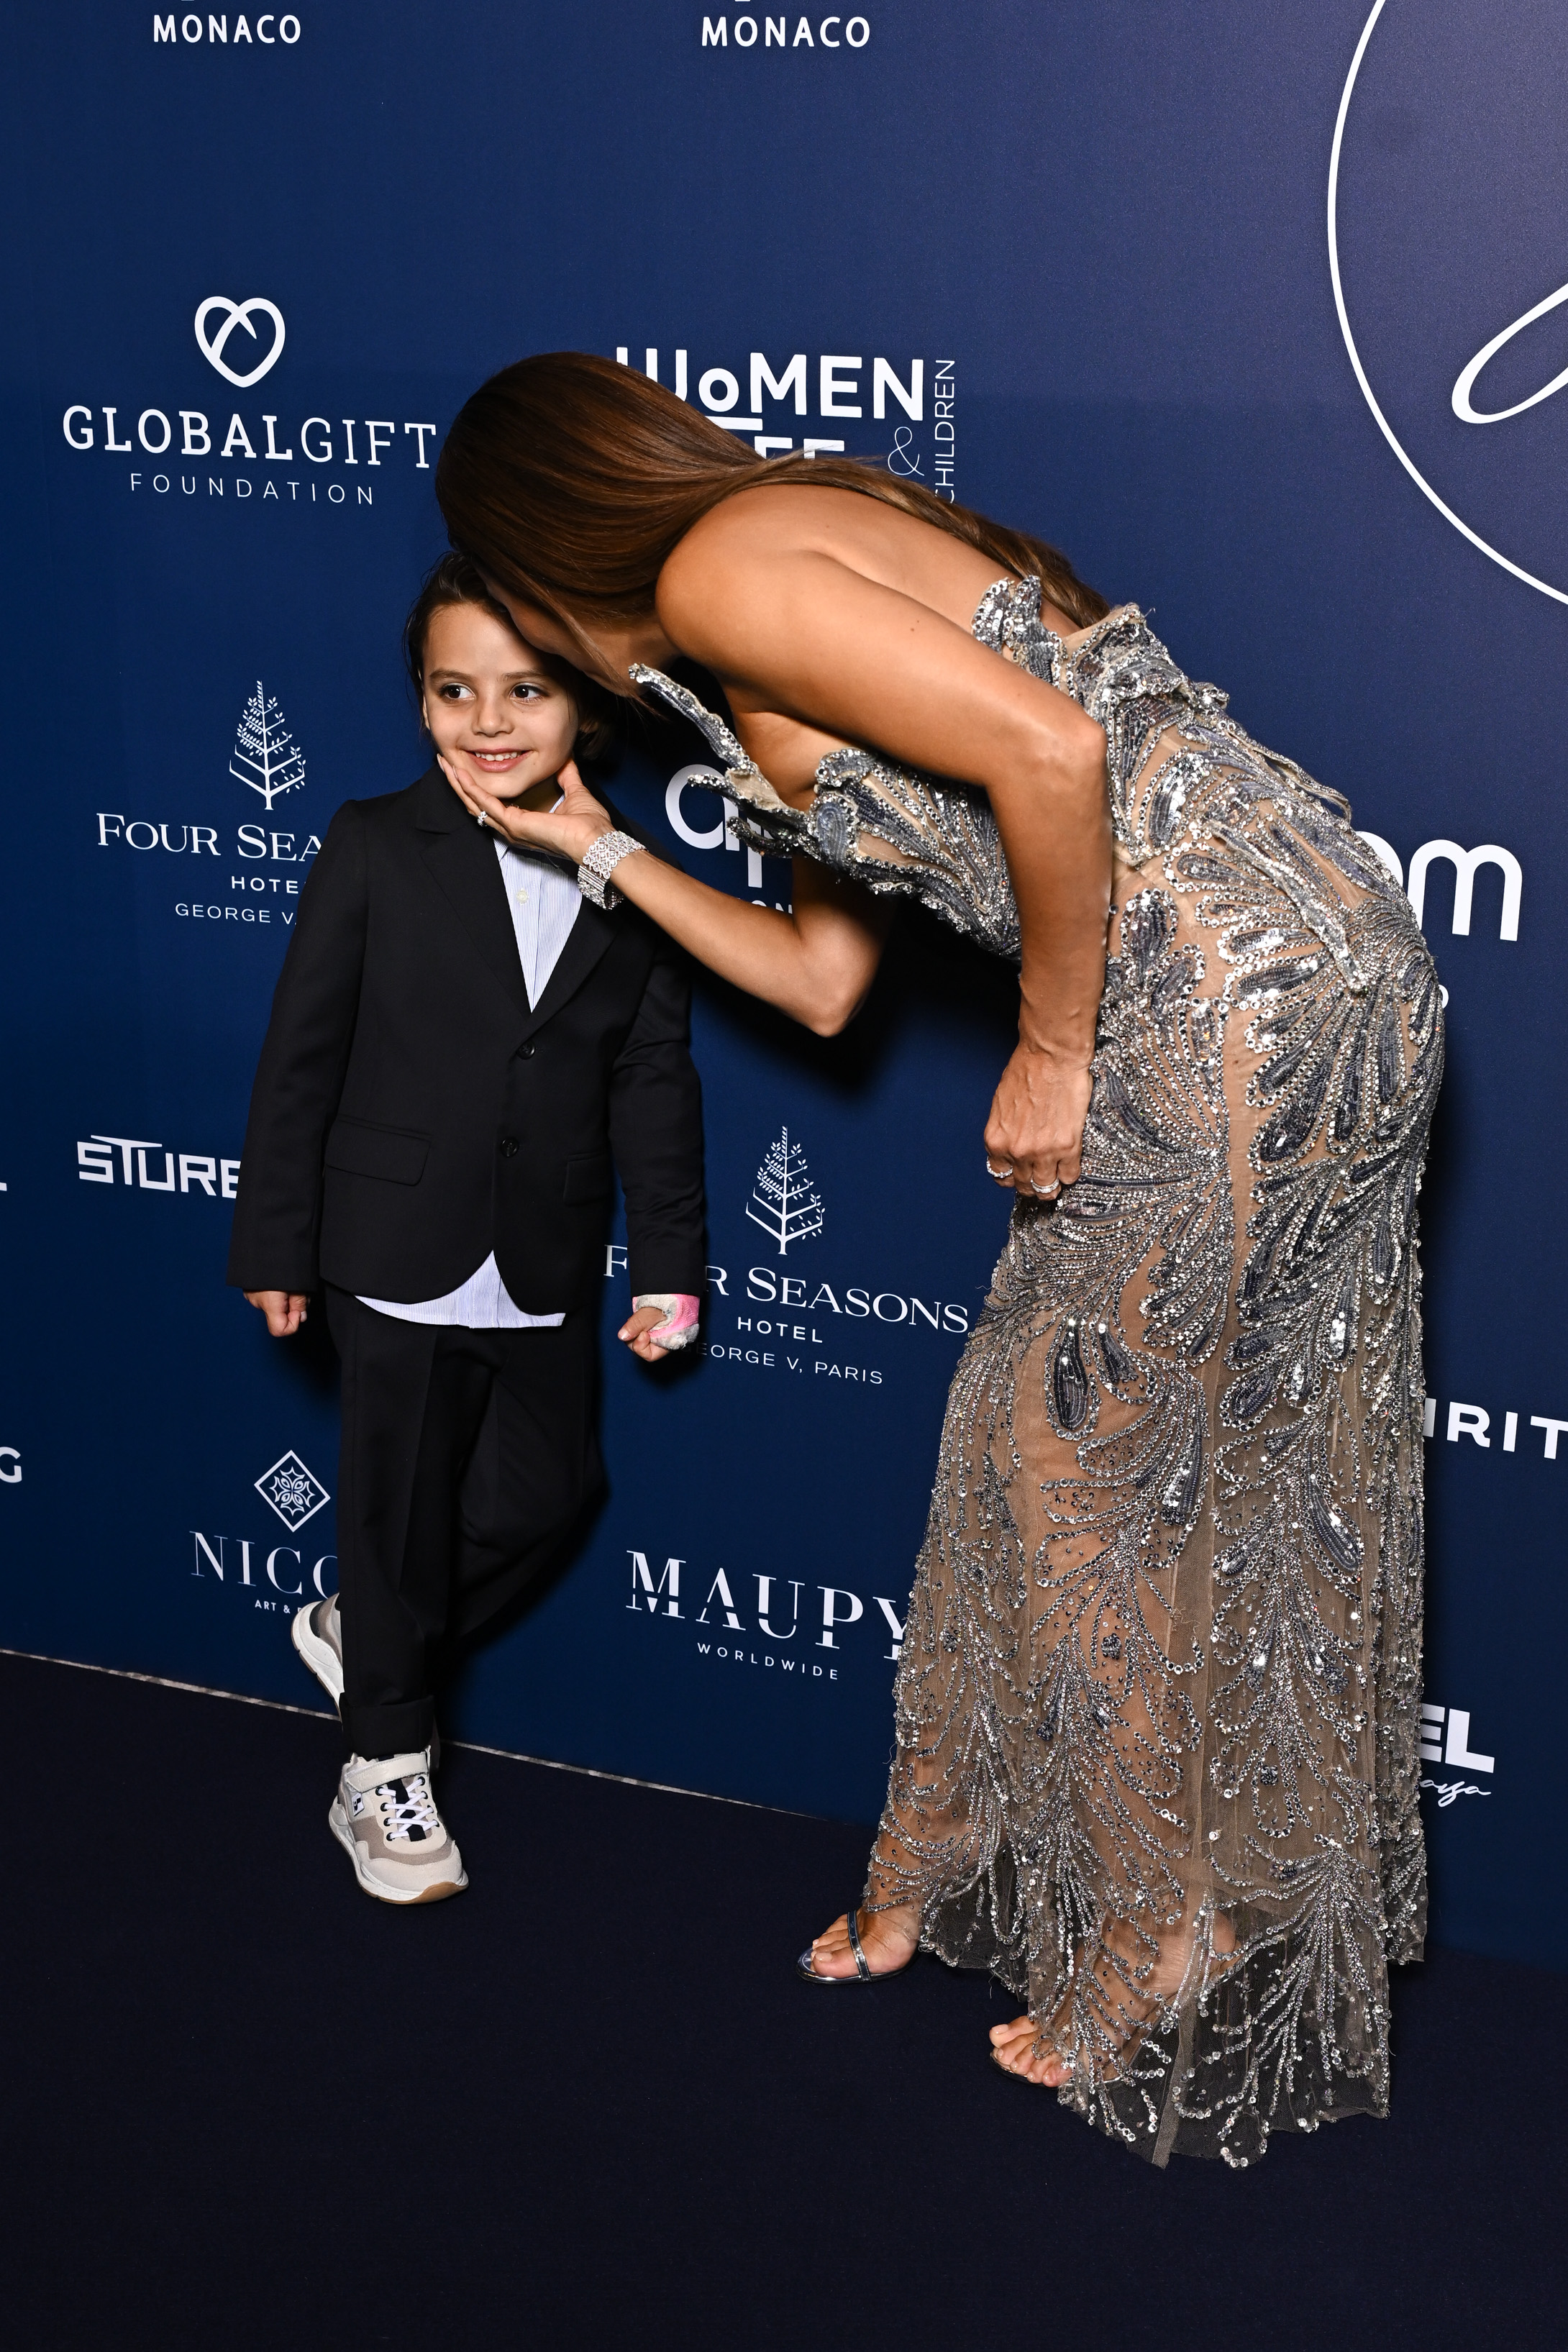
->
[657, 483, 1003, 645]
[653, 488, 842, 659]
[660, 483, 862, 594]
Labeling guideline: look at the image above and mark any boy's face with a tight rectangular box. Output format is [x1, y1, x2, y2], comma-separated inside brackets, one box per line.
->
[420, 601, 579, 805]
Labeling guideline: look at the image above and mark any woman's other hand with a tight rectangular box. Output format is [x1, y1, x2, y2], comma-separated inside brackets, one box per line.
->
[983, 1044, 1093, 1199]
[438, 752, 614, 866]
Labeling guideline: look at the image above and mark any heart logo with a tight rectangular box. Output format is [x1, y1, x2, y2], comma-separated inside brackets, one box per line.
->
[193, 296, 286, 388]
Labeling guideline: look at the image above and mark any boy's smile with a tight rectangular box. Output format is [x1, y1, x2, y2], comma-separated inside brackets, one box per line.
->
[419, 600, 579, 801]
[467, 746, 532, 775]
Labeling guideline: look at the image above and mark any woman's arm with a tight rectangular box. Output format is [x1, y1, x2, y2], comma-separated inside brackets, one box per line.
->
[614, 845, 893, 1034]
[658, 535, 1113, 1197]
[442, 754, 892, 1037]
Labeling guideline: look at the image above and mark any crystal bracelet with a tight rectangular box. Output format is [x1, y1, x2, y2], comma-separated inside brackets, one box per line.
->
[577, 829, 644, 910]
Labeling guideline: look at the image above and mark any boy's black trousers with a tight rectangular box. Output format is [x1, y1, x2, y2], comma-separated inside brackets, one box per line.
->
[326, 1288, 602, 1759]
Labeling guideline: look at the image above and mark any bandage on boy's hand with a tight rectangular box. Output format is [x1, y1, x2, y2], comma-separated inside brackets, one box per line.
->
[245, 1290, 311, 1338]
[618, 1293, 701, 1364]
[438, 754, 615, 867]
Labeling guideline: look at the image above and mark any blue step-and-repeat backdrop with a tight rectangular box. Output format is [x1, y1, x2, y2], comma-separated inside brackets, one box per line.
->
[2, 2, 1562, 1967]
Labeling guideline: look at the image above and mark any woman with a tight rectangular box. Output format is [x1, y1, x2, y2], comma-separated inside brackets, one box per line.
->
[434, 352, 1443, 2166]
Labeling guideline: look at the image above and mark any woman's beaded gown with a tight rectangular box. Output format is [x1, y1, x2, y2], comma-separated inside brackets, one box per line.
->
[634, 580, 1443, 2166]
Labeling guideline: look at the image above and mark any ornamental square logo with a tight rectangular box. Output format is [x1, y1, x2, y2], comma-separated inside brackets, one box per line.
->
[195, 296, 286, 388]
[1330, 2, 1568, 604]
[255, 1449, 330, 1533]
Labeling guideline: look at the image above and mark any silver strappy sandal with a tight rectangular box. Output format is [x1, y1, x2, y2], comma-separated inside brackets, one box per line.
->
[796, 1905, 913, 1985]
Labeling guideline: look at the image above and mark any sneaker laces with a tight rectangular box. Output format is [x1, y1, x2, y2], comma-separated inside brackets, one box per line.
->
[375, 1771, 442, 1843]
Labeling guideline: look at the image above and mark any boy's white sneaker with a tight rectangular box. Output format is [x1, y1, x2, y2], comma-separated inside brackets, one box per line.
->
[329, 1751, 468, 1905]
[292, 1593, 344, 1703]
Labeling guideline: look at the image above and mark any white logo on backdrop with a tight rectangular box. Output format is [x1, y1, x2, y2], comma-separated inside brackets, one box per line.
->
[665, 765, 765, 890]
[255, 1451, 330, 1533]
[61, 290, 436, 521]
[699, 14, 870, 53]
[155, 14, 302, 45]
[231, 682, 306, 809]
[1418, 1702, 1494, 1804]
[1353, 833, 1521, 942]
[626, 1549, 906, 1662]
[1451, 284, 1568, 427]
[616, 347, 952, 493]
[91, 678, 321, 931]
[1329, 2, 1568, 606]
[747, 1129, 825, 1255]
[78, 1134, 239, 1195]
[195, 296, 287, 388]
[1422, 1392, 1568, 1462]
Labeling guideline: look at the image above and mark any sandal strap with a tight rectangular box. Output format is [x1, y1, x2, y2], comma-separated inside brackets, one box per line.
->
[846, 1906, 871, 1982]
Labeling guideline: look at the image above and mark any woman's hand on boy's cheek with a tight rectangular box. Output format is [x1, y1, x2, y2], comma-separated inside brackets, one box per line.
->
[438, 754, 614, 865]
[245, 1290, 310, 1338]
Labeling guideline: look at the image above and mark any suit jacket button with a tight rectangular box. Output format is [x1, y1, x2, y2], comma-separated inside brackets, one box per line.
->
[498, 1134, 520, 1158]
[521, 1045, 536, 1059]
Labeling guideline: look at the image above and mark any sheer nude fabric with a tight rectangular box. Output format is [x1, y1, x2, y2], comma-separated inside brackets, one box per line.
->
[637, 584, 1442, 2166]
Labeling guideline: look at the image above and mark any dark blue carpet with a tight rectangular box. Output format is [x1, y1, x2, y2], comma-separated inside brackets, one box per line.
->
[2, 1650, 1559, 2349]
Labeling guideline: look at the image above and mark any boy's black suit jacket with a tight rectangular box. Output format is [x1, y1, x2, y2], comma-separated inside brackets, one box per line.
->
[226, 763, 705, 1313]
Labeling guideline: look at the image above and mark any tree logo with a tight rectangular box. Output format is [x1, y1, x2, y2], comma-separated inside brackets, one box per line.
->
[255, 1449, 330, 1533]
[194, 296, 286, 388]
[231, 680, 306, 810]
[746, 1126, 824, 1256]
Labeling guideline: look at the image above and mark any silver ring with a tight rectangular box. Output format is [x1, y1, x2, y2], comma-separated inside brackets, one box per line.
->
[475, 810, 488, 829]
[986, 1161, 1013, 1182]
[1031, 1179, 1062, 1198]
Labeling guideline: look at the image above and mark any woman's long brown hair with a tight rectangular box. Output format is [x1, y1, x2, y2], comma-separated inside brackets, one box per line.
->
[436, 351, 1108, 688]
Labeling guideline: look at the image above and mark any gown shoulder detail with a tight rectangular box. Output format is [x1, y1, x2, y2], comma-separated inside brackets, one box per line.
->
[629, 652, 1021, 958]
[627, 662, 773, 796]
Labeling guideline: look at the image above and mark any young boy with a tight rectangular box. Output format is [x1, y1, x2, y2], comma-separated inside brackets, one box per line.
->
[228, 554, 704, 1903]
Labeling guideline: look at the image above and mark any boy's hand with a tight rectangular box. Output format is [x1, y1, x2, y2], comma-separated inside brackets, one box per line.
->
[618, 1294, 701, 1364]
[245, 1290, 310, 1337]
[439, 754, 615, 867]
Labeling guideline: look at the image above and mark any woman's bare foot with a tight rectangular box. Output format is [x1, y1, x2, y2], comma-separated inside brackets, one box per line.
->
[990, 2013, 1072, 2084]
[803, 1900, 921, 1980]
[989, 1912, 1239, 2085]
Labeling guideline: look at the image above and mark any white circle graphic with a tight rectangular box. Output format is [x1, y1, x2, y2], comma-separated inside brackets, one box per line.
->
[1327, 0, 1568, 607]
